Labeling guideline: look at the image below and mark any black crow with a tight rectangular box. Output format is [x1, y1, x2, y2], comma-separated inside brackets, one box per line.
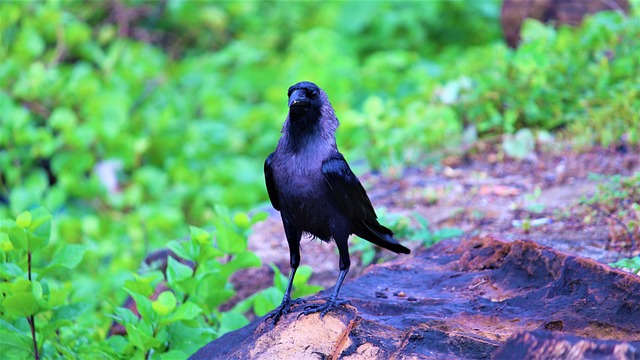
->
[264, 81, 410, 325]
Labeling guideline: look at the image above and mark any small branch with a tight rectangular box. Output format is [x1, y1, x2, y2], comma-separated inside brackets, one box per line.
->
[47, 26, 67, 68]
[22, 101, 51, 119]
[584, 202, 636, 254]
[27, 250, 39, 360]
[27, 315, 39, 360]
[28, 252, 32, 281]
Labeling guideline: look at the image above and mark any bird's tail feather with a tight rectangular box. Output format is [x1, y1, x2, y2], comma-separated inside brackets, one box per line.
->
[356, 221, 410, 254]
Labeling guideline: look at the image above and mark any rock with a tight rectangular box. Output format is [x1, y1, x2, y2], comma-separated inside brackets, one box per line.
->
[501, 0, 630, 48]
[492, 330, 638, 359]
[189, 237, 640, 359]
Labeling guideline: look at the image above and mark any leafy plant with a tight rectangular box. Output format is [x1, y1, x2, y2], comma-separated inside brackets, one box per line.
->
[410, 212, 463, 248]
[609, 256, 640, 274]
[581, 172, 640, 251]
[1, 207, 88, 359]
[104, 207, 268, 358]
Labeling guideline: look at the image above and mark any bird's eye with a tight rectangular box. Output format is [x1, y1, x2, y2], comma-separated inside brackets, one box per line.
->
[309, 89, 318, 99]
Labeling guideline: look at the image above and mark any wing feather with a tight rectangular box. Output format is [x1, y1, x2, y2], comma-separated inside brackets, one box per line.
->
[264, 152, 281, 211]
[322, 154, 377, 222]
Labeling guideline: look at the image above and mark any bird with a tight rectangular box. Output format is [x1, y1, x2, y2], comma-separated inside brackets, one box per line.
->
[263, 81, 411, 325]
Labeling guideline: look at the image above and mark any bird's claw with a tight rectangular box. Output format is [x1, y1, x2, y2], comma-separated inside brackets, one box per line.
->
[298, 298, 350, 319]
[265, 297, 306, 326]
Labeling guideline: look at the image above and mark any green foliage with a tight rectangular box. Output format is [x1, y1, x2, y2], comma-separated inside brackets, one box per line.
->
[105, 213, 264, 358]
[409, 212, 464, 248]
[448, 13, 639, 146]
[1, 207, 89, 359]
[609, 256, 640, 274]
[581, 173, 640, 250]
[0, 206, 275, 358]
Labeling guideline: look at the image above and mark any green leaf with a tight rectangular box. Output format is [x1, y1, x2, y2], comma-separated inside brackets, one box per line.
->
[166, 257, 193, 288]
[3, 280, 50, 317]
[292, 265, 313, 287]
[124, 289, 155, 324]
[152, 291, 177, 316]
[49, 244, 87, 269]
[160, 350, 191, 360]
[51, 302, 90, 322]
[125, 321, 162, 351]
[195, 272, 235, 309]
[124, 273, 162, 297]
[110, 306, 139, 326]
[14, 27, 45, 61]
[253, 287, 284, 317]
[167, 240, 193, 263]
[232, 212, 250, 228]
[7, 227, 28, 251]
[213, 205, 247, 254]
[161, 302, 202, 325]
[270, 264, 287, 292]
[9, 207, 52, 252]
[189, 225, 211, 245]
[16, 211, 31, 228]
[49, 107, 78, 131]
[28, 207, 51, 235]
[0, 263, 24, 279]
[218, 311, 249, 335]
[250, 211, 268, 225]
[0, 320, 33, 359]
[220, 251, 261, 278]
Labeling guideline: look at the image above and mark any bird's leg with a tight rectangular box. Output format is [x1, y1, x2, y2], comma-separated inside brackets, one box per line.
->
[266, 267, 305, 326]
[266, 222, 303, 326]
[301, 268, 350, 318]
[302, 229, 351, 318]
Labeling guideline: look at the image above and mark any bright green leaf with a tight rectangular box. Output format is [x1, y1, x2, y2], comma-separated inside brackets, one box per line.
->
[152, 291, 177, 316]
[16, 211, 31, 229]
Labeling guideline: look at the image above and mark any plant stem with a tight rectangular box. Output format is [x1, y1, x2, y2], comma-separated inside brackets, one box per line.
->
[28, 251, 32, 281]
[27, 315, 39, 360]
[27, 250, 39, 359]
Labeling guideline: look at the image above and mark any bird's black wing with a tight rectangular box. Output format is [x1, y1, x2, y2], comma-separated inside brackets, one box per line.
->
[322, 153, 410, 254]
[321, 153, 376, 222]
[264, 152, 281, 211]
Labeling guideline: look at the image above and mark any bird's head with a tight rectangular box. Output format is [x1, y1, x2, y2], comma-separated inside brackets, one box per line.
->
[287, 81, 324, 117]
[281, 81, 338, 148]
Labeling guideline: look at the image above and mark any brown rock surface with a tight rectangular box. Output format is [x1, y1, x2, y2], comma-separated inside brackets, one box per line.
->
[189, 237, 640, 359]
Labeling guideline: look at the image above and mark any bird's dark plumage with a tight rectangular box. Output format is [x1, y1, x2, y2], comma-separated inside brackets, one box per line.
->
[264, 81, 410, 325]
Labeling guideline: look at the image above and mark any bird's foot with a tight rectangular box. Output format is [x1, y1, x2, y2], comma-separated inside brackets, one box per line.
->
[265, 297, 306, 326]
[300, 298, 351, 319]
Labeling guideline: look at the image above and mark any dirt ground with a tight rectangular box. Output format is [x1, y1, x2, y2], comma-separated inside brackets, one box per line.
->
[234, 141, 639, 306]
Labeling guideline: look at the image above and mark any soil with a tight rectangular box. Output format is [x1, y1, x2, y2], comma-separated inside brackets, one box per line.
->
[232, 142, 639, 311]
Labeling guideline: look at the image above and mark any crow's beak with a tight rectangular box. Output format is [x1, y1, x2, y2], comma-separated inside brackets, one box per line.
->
[288, 90, 309, 108]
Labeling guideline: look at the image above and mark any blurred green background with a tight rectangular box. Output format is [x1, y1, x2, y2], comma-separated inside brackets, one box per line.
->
[1, 1, 638, 358]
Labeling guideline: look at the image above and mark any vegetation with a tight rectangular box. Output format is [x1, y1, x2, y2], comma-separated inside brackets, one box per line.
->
[582, 172, 640, 252]
[1, 1, 638, 358]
